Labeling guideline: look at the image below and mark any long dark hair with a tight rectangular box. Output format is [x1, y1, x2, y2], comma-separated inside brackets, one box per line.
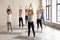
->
[7, 9, 11, 14]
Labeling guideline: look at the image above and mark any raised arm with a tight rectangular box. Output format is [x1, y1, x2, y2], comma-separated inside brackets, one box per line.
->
[10, 8, 12, 14]
[29, 3, 33, 10]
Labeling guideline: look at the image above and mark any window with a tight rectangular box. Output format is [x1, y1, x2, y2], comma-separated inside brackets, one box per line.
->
[56, 0, 60, 22]
[46, 0, 52, 21]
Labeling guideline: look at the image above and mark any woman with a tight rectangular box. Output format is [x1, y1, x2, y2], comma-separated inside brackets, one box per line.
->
[37, 7, 42, 32]
[28, 3, 35, 38]
[19, 8, 23, 28]
[7, 5, 12, 32]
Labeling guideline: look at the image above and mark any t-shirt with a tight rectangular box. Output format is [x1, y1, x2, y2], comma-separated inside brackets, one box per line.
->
[7, 14, 12, 22]
[28, 15, 33, 22]
[37, 13, 42, 19]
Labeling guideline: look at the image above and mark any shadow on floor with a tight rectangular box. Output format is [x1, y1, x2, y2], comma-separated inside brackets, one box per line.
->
[13, 28, 27, 30]
[14, 35, 36, 40]
[25, 31, 41, 33]
[0, 32, 22, 35]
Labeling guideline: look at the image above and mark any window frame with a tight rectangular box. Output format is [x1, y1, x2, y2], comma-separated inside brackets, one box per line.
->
[46, 0, 52, 21]
[56, 0, 60, 22]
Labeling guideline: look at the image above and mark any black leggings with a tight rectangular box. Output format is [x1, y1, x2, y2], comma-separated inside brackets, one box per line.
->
[28, 22, 35, 37]
[19, 17, 23, 27]
[7, 22, 12, 31]
[37, 19, 42, 28]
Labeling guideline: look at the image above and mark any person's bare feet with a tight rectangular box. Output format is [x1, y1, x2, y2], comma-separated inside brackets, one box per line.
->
[37, 27, 39, 31]
[40, 28, 43, 33]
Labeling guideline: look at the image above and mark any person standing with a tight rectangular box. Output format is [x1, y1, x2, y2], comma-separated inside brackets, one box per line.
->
[28, 3, 35, 38]
[41, 8, 46, 27]
[19, 8, 24, 28]
[25, 8, 28, 25]
[37, 7, 42, 32]
[7, 5, 12, 32]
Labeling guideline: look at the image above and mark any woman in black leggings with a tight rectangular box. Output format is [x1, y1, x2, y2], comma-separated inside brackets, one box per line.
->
[37, 7, 42, 32]
[19, 9, 23, 28]
[28, 3, 35, 38]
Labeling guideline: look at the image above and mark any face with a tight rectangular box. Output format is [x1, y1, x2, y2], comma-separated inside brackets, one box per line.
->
[38, 10, 40, 14]
[41, 9, 44, 12]
[20, 11, 22, 14]
[25, 9, 28, 13]
[29, 10, 32, 15]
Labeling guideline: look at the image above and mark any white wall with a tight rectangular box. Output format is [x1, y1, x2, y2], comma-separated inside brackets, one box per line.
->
[0, 0, 40, 32]
[0, 0, 40, 25]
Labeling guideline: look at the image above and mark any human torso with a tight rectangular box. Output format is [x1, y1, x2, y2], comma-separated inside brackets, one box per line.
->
[37, 13, 42, 19]
[28, 15, 33, 22]
[7, 14, 12, 22]
[19, 13, 22, 18]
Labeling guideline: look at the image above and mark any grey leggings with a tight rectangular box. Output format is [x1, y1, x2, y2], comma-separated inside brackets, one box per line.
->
[7, 22, 12, 31]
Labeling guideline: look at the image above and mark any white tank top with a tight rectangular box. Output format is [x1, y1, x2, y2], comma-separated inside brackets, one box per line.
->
[37, 13, 41, 19]
[7, 14, 12, 22]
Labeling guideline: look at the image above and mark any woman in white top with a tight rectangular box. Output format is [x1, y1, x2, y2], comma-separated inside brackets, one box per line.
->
[7, 5, 12, 32]
[37, 8, 42, 32]
[28, 3, 35, 38]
